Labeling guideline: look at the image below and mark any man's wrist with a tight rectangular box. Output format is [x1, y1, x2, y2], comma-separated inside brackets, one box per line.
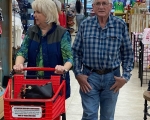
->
[121, 76, 128, 83]
[73, 70, 82, 76]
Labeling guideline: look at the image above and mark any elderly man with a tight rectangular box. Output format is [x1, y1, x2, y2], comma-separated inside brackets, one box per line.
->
[72, 0, 134, 120]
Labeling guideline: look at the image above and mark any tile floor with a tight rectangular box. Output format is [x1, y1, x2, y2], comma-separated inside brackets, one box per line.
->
[65, 65, 149, 120]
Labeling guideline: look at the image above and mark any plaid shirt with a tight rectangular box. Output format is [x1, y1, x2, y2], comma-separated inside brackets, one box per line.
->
[72, 14, 134, 81]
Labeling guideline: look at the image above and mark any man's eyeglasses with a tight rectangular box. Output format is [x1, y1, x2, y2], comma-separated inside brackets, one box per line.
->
[94, 2, 110, 7]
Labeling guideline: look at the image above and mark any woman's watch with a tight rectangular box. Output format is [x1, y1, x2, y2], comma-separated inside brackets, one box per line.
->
[63, 69, 68, 73]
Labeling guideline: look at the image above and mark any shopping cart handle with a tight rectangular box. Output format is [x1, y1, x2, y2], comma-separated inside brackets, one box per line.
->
[10, 69, 16, 76]
[23, 67, 55, 71]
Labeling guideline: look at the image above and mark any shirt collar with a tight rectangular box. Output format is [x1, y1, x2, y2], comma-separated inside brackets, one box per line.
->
[107, 14, 115, 28]
[93, 14, 115, 28]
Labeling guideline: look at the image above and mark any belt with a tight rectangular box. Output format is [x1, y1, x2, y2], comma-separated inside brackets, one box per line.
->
[84, 65, 119, 75]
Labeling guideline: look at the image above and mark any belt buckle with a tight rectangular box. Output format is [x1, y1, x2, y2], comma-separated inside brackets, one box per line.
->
[96, 69, 105, 74]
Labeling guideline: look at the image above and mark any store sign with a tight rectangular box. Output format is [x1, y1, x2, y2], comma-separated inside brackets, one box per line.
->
[12, 106, 42, 118]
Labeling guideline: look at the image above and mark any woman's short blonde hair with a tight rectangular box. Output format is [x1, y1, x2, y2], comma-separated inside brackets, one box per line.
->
[32, 0, 59, 25]
[92, 0, 112, 4]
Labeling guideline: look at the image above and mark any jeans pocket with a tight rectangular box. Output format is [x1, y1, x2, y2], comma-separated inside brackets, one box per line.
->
[103, 72, 116, 88]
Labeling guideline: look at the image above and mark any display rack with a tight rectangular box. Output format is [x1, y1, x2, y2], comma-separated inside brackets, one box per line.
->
[130, 14, 150, 33]
[131, 32, 142, 65]
[139, 41, 150, 86]
[113, 11, 128, 22]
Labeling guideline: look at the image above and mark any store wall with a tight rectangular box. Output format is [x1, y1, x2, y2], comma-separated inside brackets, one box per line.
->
[0, 0, 12, 86]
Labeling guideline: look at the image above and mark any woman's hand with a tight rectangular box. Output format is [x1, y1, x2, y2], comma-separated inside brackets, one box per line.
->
[13, 64, 24, 73]
[55, 65, 67, 74]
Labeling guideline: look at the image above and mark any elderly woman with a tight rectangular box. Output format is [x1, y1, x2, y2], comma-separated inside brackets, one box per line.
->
[13, 0, 73, 99]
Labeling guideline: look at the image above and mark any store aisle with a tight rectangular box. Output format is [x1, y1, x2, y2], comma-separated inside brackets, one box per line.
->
[66, 66, 149, 120]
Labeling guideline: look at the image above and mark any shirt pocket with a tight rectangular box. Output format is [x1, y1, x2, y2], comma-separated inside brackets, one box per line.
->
[102, 36, 122, 53]
[101, 36, 122, 64]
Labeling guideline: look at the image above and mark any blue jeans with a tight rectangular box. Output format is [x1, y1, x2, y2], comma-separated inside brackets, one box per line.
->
[80, 67, 120, 120]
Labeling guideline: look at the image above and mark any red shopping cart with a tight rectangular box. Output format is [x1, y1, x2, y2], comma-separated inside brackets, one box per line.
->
[3, 67, 66, 120]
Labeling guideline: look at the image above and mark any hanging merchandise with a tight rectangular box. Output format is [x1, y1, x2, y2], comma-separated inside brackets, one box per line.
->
[59, 11, 66, 28]
[146, 0, 150, 12]
[130, 0, 136, 6]
[12, 0, 24, 49]
[113, 0, 127, 6]
[17, 0, 33, 33]
[142, 28, 150, 44]
[114, 1, 124, 13]
[0, 8, 4, 37]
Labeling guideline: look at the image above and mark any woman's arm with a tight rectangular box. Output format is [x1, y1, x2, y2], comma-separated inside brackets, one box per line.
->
[55, 30, 73, 74]
[13, 56, 25, 73]
[13, 34, 30, 72]
[15, 56, 25, 65]
[63, 62, 72, 71]
[61, 31, 73, 69]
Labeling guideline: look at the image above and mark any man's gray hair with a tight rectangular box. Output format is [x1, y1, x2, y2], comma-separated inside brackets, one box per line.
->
[92, 0, 112, 4]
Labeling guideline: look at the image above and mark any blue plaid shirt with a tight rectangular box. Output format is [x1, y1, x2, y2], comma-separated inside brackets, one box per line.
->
[72, 14, 134, 81]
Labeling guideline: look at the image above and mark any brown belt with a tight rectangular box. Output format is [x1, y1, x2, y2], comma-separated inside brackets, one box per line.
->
[84, 65, 119, 75]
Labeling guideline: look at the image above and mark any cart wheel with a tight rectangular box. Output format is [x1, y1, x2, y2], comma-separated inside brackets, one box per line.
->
[61, 113, 66, 120]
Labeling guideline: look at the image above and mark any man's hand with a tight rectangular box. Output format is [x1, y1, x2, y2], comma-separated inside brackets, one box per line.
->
[110, 76, 127, 93]
[76, 74, 92, 93]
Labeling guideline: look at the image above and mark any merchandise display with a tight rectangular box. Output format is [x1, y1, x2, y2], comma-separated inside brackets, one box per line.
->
[16, 0, 67, 33]
[11, 0, 34, 48]
[131, 0, 136, 7]
[113, 1, 129, 23]
[0, 8, 3, 37]
[17, 0, 34, 33]
[132, 28, 150, 87]
[138, 40, 150, 86]
[131, 32, 142, 63]
[114, 1, 124, 13]
[59, 12, 67, 28]
[12, 15, 23, 48]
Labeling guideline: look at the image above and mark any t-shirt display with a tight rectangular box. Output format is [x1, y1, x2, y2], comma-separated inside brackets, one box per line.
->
[114, 2, 124, 13]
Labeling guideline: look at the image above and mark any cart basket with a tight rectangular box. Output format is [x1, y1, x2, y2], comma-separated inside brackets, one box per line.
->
[3, 67, 66, 120]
